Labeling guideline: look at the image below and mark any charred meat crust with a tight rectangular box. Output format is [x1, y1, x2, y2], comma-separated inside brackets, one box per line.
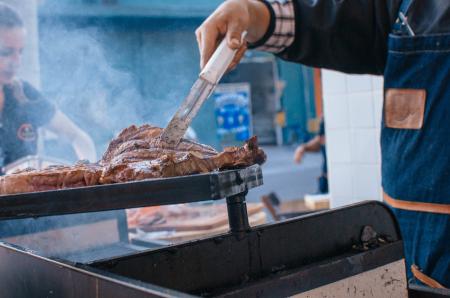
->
[0, 125, 266, 195]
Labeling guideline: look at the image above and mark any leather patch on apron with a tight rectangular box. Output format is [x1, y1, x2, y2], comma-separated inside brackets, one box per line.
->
[385, 89, 426, 129]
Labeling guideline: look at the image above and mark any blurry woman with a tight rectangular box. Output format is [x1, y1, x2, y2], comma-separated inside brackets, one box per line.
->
[0, 3, 96, 173]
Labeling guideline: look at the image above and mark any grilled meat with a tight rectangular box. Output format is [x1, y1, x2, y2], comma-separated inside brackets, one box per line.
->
[0, 124, 266, 195]
[0, 163, 102, 195]
[101, 124, 218, 164]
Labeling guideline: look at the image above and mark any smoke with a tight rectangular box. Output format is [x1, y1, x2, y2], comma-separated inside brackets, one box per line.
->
[37, 16, 200, 158]
[0, 210, 124, 260]
[0, 5, 205, 260]
[39, 25, 143, 156]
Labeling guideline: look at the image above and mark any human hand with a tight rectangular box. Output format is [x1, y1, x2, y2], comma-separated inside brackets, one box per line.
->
[294, 145, 305, 164]
[195, 0, 270, 70]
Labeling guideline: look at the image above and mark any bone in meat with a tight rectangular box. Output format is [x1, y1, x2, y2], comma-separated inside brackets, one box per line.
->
[0, 124, 266, 195]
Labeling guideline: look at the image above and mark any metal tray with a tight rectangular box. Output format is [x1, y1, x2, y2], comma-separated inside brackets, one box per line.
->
[0, 201, 406, 298]
[0, 165, 262, 220]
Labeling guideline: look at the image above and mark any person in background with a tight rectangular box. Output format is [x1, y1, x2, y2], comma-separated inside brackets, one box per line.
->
[0, 3, 96, 174]
[196, 0, 450, 288]
[293, 118, 327, 194]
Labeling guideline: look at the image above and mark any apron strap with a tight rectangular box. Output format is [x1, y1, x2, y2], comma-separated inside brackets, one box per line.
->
[411, 265, 448, 289]
[383, 191, 450, 214]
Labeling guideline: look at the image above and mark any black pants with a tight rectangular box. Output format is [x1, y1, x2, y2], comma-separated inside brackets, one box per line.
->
[318, 175, 328, 194]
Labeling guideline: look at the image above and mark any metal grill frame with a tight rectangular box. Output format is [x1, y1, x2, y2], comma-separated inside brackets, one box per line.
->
[0, 165, 262, 221]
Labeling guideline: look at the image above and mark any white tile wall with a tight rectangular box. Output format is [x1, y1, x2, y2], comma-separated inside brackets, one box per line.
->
[352, 165, 381, 201]
[323, 94, 349, 129]
[322, 70, 384, 207]
[329, 164, 353, 206]
[373, 91, 384, 128]
[372, 76, 384, 90]
[348, 93, 374, 128]
[326, 129, 352, 163]
[322, 70, 347, 95]
[351, 129, 379, 164]
[346, 75, 373, 93]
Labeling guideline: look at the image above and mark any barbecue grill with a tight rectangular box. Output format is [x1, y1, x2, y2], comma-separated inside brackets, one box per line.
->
[0, 165, 444, 297]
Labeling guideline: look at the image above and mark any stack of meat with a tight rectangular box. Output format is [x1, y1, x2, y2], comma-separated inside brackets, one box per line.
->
[0, 124, 266, 195]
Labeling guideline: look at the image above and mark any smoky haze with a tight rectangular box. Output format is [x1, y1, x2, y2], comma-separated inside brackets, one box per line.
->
[37, 14, 201, 161]
[0, 3, 205, 260]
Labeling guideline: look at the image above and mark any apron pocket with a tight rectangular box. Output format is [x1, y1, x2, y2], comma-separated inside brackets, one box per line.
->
[385, 88, 426, 129]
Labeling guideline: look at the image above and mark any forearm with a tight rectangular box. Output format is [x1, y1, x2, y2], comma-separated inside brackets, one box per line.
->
[45, 110, 97, 162]
[251, 0, 401, 75]
[302, 136, 321, 152]
[246, 0, 271, 43]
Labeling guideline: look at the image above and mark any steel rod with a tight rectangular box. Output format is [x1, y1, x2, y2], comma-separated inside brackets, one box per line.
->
[226, 192, 250, 235]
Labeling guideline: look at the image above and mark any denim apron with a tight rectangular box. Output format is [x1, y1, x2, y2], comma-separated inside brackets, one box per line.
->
[382, 0, 450, 288]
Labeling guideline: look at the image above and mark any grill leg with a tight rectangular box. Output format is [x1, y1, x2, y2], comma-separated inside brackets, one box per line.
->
[226, 192, 250, 236]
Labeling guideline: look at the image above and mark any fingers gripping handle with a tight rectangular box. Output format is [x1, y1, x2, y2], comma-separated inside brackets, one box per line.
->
[200, 32, 246, 84]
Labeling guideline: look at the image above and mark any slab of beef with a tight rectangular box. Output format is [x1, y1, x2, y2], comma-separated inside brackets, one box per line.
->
[0, 163, 103, 195]
[0, 124, 266, 195]
[100, 124, 266, 183]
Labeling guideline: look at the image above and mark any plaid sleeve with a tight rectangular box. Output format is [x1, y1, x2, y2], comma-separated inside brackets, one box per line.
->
[249, 0, 296, 54]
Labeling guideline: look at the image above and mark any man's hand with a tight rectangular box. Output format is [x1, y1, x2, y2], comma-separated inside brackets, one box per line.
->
[294, 145, 306, 164]
[195, 0, 271, 70]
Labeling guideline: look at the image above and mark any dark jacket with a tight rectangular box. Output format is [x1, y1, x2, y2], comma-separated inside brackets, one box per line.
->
[0, 80, 55, 168]
[277, 0, 450, 75]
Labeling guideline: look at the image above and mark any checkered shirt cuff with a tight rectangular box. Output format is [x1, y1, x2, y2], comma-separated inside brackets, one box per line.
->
[250, 0, 296, 54]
